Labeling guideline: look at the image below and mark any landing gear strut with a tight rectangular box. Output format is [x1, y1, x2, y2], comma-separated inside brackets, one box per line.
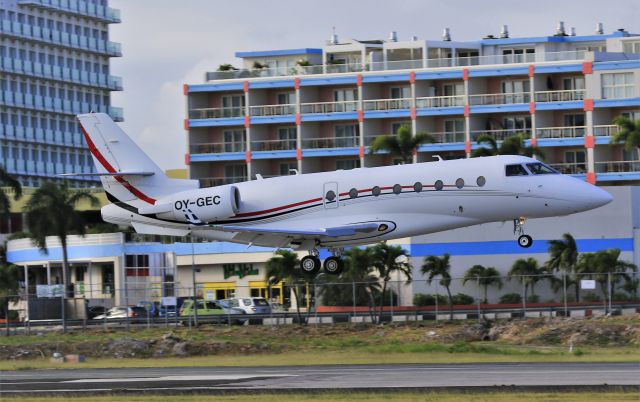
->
[514, 217, 533, 248]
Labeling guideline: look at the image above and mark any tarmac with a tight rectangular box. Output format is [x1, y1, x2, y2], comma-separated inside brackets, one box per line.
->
[1, 362, 639, 396]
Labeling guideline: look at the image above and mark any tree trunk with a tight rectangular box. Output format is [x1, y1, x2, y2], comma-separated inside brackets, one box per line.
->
[292, 286, 304, 325]
[61, 236, 69, 333]
[446, 286, 453, 320]
[378, 280, 388, 324]
[483, 285, 488, 304]
[366, 286, 377, 323]
[305, 281, 314, 324]
[575, 280, 580, 302]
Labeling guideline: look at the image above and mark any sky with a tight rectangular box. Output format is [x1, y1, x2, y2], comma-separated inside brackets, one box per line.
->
[109, 0, 640, 170]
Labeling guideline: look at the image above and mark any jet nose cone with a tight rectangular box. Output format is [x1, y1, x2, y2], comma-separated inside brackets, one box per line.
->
[585, 185, 613, 210]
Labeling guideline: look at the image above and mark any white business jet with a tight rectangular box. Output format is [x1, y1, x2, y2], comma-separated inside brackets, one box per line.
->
[74, 113, 612, 275]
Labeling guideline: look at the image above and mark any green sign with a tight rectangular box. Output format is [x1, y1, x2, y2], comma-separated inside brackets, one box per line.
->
[223, 263, 258, 279]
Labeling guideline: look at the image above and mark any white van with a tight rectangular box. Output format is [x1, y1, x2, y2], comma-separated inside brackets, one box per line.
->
[223, 297, 271, 314]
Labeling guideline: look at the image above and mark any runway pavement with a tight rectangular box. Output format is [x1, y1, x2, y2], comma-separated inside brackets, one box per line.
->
[1, 362, 639, 396]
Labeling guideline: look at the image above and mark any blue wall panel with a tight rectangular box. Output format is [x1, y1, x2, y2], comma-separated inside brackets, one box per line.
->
[189, 118, 244, 127]
[416, 107, 464, 116]
[364, 109, 411, 119]
[535, 101, 583, 111]
[188, 83, 244, 92]
[190, 152, 246, 162]
[470, 104, 529, 114]
[301, 112, 358, 122]
[252, 150, 297, 160]
[302, 148, 359, 157]
[251, 115, 296, 125]
[300, 76, 358, 86]
[362, 73, 410, 83]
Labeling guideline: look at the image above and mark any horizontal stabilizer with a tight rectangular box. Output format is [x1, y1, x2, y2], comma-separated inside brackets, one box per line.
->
[58, 171, 155, 177]
[132, 221, 190, 236]
[211, 222, 380, 238]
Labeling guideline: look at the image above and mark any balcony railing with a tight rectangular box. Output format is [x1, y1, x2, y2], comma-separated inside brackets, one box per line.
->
[593, 125, 620, 137]
[429, 131, 466, 144]
[18, 0, 122, 22]
[363, 98, 412, 111]
[534, 89, 585, 102]
[190, 142, 245, 154]
[302, 136, 359, 149]
[249, 104, 295, 116]
[198, 176, 247, 187]
[471, 128, 531, 142]
[252, 139, 296, 152]
[595, 160, 640, 173]
[204, 51, 593, 81]
[109, 106, 123, 122]
[415, 95, 465, 108]
[536, 126, 586, 139]
[548, 163, 588, 174]
[468, 92, 530, 106]
[189, 107, 244, 119]
[300, 101, 358, 114]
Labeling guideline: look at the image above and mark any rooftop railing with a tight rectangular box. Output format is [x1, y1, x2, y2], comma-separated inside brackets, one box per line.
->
[534, 89, 585, 102]
[204, 51, 590, 81]
[302, 136, 359, 149]
[18, 0, 122, 22]
[595, 160, 640, 173]
[536, 126, 586, 139]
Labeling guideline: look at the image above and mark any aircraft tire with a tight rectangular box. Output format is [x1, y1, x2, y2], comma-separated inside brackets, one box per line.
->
[300, 255, 321, 275]
[323, 256, 344, 275]
[518, 234, 533, 248]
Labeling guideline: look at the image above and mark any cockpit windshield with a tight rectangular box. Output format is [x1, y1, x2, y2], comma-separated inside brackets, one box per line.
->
[526, 163, 559, 175]
[505, 164, 529, 176]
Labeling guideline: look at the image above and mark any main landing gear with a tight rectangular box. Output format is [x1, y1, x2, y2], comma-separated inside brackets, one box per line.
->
[514, 217, 533, 248]
[299, 248, 344, 275]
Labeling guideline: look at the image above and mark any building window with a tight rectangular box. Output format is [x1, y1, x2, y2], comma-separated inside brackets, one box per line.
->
[564, 150, 586, 172]
[502, 48, 535, 63]
[623, 41, 640, 54]
[336, 159, 360, 170]
[277, 127, 297, 150]
[564, 113, 585, 127]
[223, 129, 246, 152]
[621, 111, 640, 121]
[279, 162, 297, 176]
[562, 77, 585, 91]
[224, 164, 247, 181]
[391, 122, 410, 134]
[577, 44, 606, 53]
[334, 125, 358, 147]
[277, 92, 294, 104]
[333, 89, 358, 102]
[221, 95, 245, 113]
[390, 87, 410, 99]
[602, 73, 634, 99]
[503, 116, 531, 132]
[443, 83, 464, 97]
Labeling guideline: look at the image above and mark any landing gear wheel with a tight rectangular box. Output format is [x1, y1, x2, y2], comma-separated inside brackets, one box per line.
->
[300, 255, 321, 275]
[323, 256, 344, 275]
[518, 234, 533, 248]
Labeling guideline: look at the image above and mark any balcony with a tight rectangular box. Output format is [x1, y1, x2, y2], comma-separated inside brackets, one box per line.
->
[363, 98, 411, 111]
[471, 128, 531, 142]
[549, 163, 587, 174]
[302, 136, 359, 149]
[468, 92, 530, 106]
[426, 131, 466, 144]
[189, 107, 244, 119]
[249, 104, 295, 117]
[252, 139, 296, 152]
[190, 142, 245, 154]
[593, 125, 619, 137]
[300, 101, 358, 114]
[595, 160, 640, 174]
[18, 0, 121, 23]
[204, 51, 591, 81]
[534, 89, 585, 102]
[198, 176, 247, 187]
[416, 95, 465, 108]
[109, 107, 124, 122]
[536, 126, 586, 139]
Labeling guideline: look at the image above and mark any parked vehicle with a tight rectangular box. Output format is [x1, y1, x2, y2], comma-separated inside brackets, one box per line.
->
[179, 299, 246, 324]
[159, 297, 187, 317]
[137, 301, 160, 317]
[93, 306, 148, 322]
[86, 305, 106, 319]
[222, 297, 272, 314]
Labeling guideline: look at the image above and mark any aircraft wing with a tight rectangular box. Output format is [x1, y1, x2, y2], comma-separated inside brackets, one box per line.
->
[210, 222, 381, 238]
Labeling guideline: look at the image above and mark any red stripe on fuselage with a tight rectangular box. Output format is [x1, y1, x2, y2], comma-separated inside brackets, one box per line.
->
[234, 197, 323, 218]
[79, 122, 156, 205]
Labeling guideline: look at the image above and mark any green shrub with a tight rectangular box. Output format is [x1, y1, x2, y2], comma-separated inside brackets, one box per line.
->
[451, 293, 474, 305]
[499, 293, 522, 304]
[527, 294, 540, 303]
[413, 293, 448, 306]
[583, 292, 601, 302]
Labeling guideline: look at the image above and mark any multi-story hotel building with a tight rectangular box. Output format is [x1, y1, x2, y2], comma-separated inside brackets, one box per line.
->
[0, 0, 122, 188]
[184, 24, 640, 187]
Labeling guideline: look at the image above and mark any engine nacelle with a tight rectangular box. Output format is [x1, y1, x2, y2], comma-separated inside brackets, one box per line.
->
[142, 186, 240, 223]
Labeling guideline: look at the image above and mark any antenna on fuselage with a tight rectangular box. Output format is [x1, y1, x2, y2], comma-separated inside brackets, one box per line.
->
[289, 169, 300, 175]
[433, 155, 444, 161]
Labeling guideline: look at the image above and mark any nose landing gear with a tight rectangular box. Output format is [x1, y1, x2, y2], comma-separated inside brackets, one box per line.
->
[514, 217, 533, 248]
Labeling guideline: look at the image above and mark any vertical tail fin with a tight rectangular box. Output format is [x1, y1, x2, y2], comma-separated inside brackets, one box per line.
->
[77, 113, 198, 204]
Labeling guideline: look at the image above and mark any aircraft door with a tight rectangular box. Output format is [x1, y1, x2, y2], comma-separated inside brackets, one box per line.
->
[323, 182, 339, 209]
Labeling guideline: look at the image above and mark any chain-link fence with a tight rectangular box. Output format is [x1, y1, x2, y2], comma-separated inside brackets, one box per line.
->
[2, 271, 638, 334]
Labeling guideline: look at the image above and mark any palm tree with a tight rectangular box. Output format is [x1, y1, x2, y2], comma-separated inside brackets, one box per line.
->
[0, 245, 21, 335]
[546, 233, 580, 301]
[592, 249, 637, 301]
[265, 249, 312, 324]
[611, 116, 640, 158]
[472, 133, 545, 159]
[422, 253, 454, 319]
[368, 125, 435, 164]
[369, 243, 412, 322]
[320, 247, 381, 322]
[462, 265, 502, 303]
[0, 165, 22, 220]
[508, 258, 546, 302]
[24, 182, 99, 299]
